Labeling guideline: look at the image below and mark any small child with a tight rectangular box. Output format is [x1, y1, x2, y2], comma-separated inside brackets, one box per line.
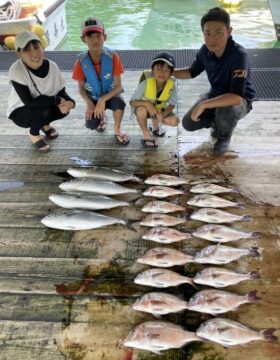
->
[130, 52, 179, 148]
[72, 17, 129, 145]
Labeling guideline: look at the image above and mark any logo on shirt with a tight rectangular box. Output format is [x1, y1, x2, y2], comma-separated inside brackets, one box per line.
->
[104, 73, 111, 80]
[233, 69, 247, 78]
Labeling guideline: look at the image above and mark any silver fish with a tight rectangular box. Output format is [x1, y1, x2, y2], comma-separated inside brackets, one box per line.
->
[190, 183, 237, 194]
[142, 227, 191, 244]
[41, 210, 126, 230]
[188, 194, 241, 208]
[59, 178, 139, 195]
[144, 174, 187, 186]
[49, 192, 129, 210]
[133, 292, 188, 316]
[67, 166, 141, 182]
[123, 321, 202, 354]
[196, 318, 277, 347]
[140, 213, 185, 227]
[192, 224, 261, 242]
[143, 186, 184, 198]
[193, 244, 260, 264]
[193, 267, 261, 288]
[137, 247, 194, 267]
[134, 268, 195, 288]
[142, 200, 185, 213]
[190, 208, 251, 223]
[187, 289, 260, 315]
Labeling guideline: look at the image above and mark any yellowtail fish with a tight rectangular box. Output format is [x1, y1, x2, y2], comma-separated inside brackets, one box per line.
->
[192, 224, 260, 242]
[187, 289, 260, 315]
[67, 166, 141, 182]
[193, 244, 260, 264]
[142, 227, 191, 244]
[123, 321, 202, 354]
[132, 292, 188, 316]
[190, 208, 251, 223]
[137, 247, 194, 267]
[59, 178, 139, 195]
[196, 318, 277, 347]
[144, 174, 188, 186]
[134, 268, 196, 288]
[142, 200, 185, 213]
[49, 192, 129, 210]
[140, 213, 185, 227]
[41, 210, 127, 231]
[193, 267, 260, 288]
[187, 194, 242, 208]
[143, 186, 184, 198]
[190, 183, 238, 194]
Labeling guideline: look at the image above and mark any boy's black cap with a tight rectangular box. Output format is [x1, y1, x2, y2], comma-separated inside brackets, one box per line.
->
[152, 52, 175, 68]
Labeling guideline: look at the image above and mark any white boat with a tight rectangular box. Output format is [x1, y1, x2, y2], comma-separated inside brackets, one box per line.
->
[0, 0, 67, 50]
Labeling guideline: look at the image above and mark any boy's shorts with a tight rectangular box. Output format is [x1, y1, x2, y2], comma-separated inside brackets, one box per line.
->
[86, 96, 126, 130]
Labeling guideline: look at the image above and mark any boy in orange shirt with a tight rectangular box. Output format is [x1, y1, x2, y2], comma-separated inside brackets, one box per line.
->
[72, 17, 129, 144]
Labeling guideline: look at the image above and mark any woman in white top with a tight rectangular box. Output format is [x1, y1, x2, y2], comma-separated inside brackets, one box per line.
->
[7, 31, 75, 152]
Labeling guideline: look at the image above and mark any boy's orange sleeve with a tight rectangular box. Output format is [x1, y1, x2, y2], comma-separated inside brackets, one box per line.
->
[72, 60, 85, 81]
[113, 53, 124, 77]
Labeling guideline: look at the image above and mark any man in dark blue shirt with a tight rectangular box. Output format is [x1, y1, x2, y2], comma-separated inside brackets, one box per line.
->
[175, 7, 255, 155]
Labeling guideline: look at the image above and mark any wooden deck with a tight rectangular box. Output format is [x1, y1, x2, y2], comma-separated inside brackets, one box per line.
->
[0, 69, 279, 360]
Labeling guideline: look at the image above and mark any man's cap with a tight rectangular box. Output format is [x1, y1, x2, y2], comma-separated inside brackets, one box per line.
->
[81, 17, 105, 35]
[15, 31, 40, 50]
[152, 52, 175, 68]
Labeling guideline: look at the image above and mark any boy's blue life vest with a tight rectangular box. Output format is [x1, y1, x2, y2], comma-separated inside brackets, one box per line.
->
[139, 70, 175, 110]
[78, 47, 114, 101]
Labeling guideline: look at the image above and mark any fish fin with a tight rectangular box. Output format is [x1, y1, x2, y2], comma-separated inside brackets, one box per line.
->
[247, 290, 261, 303]
[249, 246, 261, 257]
[249, 270, 261, 279]
[242, 214, 252, 222]
[218, 326, 232, 333]
[207, 297, 221, 304]
[208, 243, 220, 257]
[261, 328, 278, 342]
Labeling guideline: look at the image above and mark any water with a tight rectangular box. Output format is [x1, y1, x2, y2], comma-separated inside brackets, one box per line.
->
[60, 0, 279, 50]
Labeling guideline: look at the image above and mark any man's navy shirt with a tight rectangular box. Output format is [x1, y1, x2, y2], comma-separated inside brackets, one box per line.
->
[189, 36, 255, 102]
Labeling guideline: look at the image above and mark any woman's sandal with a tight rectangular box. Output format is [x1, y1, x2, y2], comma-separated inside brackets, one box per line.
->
[42, 126, 59, 139]
[141, 138, 158, 148]
[33, 139, 50, 153]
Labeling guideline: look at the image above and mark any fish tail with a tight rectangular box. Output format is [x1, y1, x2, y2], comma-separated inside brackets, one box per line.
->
[237, 203, 245, 209]
[247, 290, 261, 303]
[261, 328, 278, 342]
[249, 246, 261, 257]
[126, 221, 138, 232]
[187, 277, 199, 290]
[249, 270, 261, 279]
[242, 214, 252, 222]
[251, 231, 261, 239]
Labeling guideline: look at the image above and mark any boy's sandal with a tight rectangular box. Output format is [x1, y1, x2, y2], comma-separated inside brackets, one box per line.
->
[33, 139, 50, 153]
[149, 126, 166, 137]
[115, 132, 130, 145]
[96, 119, 107, 132]
[141, 138, 158, 148]
[42, 126, 59, 139]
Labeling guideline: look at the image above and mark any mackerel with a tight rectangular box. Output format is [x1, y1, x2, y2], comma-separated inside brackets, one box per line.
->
[67, 166, 141, 182]
[59, 178, 139, 195]
[49, 192, 129, 210]
[41, 210, 127, 230]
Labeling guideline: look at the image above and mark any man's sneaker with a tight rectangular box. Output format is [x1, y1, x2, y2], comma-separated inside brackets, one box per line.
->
[213, 137, 231, 155]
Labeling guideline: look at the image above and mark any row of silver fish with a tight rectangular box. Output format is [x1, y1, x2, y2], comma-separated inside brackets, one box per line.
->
[123, 319, 277, 354]
[41, 166, 142, 230]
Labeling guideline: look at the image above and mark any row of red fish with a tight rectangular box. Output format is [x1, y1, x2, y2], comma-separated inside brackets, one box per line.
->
[124, 173, 277, 354]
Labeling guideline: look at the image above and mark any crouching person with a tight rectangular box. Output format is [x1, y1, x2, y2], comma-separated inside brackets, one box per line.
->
[130, 52, 179, 148]
[7, 31, 75, 153]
